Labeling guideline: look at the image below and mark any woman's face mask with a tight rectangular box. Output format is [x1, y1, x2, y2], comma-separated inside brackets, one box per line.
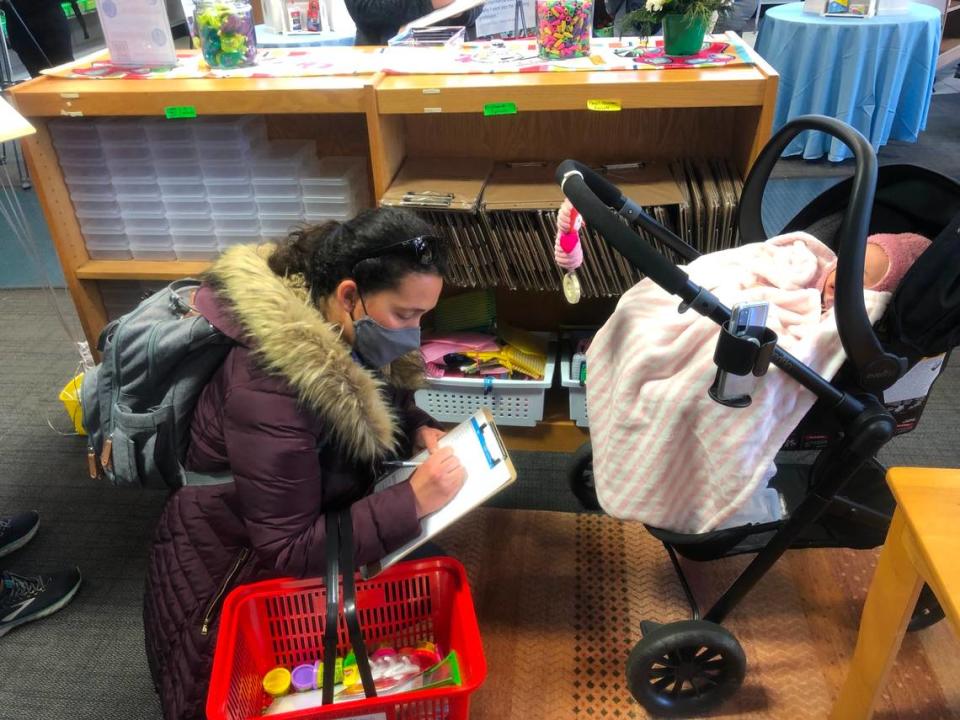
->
[352, 300, 422, 368]
[344, 272, 443, 368]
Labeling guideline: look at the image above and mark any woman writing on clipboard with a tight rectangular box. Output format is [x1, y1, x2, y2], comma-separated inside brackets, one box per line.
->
[142, 208, 465, 720]
[345, 0, 485, 44]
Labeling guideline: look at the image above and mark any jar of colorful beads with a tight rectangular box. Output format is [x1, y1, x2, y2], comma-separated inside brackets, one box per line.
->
[536, 0, 594, 60]
[194, 0, 258, 69]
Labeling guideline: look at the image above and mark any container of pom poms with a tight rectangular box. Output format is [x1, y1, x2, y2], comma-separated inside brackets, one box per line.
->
[536, 0, 594, 59]
[194, 0, 258, 69]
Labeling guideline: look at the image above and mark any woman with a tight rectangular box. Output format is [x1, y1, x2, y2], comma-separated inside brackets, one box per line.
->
[143, 208, 465, 720]
[1, 0, 74, 77]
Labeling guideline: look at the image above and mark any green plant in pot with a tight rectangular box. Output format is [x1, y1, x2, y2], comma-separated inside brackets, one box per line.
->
[625, 0, 730, 56]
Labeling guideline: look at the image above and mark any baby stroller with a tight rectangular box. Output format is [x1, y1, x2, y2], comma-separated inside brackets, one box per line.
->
[559, 115, 960, 718]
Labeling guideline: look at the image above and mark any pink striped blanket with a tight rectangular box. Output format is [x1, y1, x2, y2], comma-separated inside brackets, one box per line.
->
[586, 232, 890, 533]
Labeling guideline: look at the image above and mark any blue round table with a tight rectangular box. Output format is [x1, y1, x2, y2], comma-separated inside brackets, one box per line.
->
[255, 25, 355, 48]
[755, 2, 941, 161]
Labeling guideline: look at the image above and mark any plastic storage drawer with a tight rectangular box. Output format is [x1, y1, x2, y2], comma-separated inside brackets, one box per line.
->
[414, 343, 557, 427]
[559, 347, 588, 428]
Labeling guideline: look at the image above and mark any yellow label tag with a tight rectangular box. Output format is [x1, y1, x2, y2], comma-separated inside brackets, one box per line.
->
[587, 99, 622, 112]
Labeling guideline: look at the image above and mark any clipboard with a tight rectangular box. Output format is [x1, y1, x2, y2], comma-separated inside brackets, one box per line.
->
[361, 408, 517, 579]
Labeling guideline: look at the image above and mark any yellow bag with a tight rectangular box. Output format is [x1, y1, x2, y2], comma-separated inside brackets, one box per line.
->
[59, 373, 86, 436]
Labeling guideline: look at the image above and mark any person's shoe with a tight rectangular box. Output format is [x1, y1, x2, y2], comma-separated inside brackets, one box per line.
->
[0, 567, 82, 637]
[0, 511, 40, 558]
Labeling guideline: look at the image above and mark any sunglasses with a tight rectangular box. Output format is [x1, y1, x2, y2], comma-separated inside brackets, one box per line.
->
[353, 235, 440, 269]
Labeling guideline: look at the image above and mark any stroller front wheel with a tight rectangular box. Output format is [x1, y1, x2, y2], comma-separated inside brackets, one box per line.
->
[568, 441, 601, 511]
[627, 620, 746, 717]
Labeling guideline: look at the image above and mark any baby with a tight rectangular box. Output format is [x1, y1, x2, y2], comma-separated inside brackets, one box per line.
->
[817, 232, 931, 310]
[553, 199, 932, 305]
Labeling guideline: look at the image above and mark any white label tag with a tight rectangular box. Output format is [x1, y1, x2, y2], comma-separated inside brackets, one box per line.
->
[883, 354, 945, 404]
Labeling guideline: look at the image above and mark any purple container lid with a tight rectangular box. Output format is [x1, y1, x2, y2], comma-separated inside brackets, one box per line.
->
[291, 663, 317, 692]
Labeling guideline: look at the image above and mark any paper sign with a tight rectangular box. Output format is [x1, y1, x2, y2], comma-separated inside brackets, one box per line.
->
[95, 0, 177, 67]
[475, 0, 536, 36]
[587, 99, 622, 112]
[484, 102, 518, 116]
[164, 106, 197, 119]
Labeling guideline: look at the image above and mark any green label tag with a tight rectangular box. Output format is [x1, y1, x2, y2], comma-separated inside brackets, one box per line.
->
[483, 102, 518, 117]
[164, 106, 197, 120]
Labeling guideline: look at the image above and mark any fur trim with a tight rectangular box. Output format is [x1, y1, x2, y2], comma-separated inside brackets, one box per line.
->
[206, 243, 421, 464]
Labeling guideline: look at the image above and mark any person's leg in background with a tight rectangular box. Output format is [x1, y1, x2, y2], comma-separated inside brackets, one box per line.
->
[713, 0, 759, 35]
[0, 511, 82, 638]
[4, 0, 75, 77]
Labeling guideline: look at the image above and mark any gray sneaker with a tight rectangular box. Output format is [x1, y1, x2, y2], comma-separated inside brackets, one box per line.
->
[0, 511, 39, 558]
[0, 568, 82, 637]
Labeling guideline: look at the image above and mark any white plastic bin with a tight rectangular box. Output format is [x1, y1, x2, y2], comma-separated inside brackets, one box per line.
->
[144, 120, 194, 144]
[217, 229, 261, 250]
[60, 162, 111, 183]
[55, 143, 105, 163]
[158, 181, 207, 199]
[104, 144, 152, 164]
[193, 116, 266, 145]
[250, 141, 313, 180]
[125, 216, 170, 233]
[414, 341, 557, 427]
[253, 179, 301, 199]
[114, 181, 162, 200]
[299, 157, 367, 198]
[83, 228, 131, 259]
[68, 180, 115, 202]
[168, 216, 215, 234]
[80, 217, 125, 234]
[149, 141, 198, 162]
[303, 197, 358, 219]
[560, 346, 589, 428]
[50, 120, 100, 145]
[108, 162, 157, 183]
[156, 161, 204, 183]
[97, 119, 148, 144]
[73, 199, 121, 218]
[205, 179, 255, 199]
[118, 198, 166, 217]
[210, 199, 256, 216]
[163, 198, 210, 216]
[260, 215, 303, 237]
[256, 197, 302, 215]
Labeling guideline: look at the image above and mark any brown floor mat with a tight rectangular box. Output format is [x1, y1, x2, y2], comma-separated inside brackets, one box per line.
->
[436, 508, 960, 720]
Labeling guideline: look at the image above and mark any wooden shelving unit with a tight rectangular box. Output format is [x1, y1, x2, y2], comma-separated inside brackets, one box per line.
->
[9, 38, 778, 453]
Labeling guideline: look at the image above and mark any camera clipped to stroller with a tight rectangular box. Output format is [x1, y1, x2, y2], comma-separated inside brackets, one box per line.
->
[558, 115, 960, 717]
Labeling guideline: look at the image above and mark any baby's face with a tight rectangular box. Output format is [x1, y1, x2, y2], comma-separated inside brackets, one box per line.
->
[822, 243, 890, 309]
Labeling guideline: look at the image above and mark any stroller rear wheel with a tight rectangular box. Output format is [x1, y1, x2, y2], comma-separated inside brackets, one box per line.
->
[627, 620, 746, 717]
[568, 442, 601, 510]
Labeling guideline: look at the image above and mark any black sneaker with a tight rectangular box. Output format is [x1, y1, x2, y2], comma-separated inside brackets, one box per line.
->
[0, 511, 39, 558]
[0, 567, 82, 637]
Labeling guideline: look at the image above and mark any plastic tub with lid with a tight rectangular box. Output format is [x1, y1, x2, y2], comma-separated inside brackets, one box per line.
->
[250, 141, 313, 181]
[119, 198, 166, 218]
[252, 178, 300, 199]
[80, 216, 125, 234]
[158, 181, 207, 200]
[217, 229, 261, 249]
[164, 198, 211, 216]
[256, 197, 302, 215]
[168, 216, 215, 234]
[299, 156, 367, 198]
[149, 141, 198, 162]
[205, 179, 255, 199]
[193, 116, 266, 145]
[115, 181, 163, 200]
[68, 180, 115, 202]
[55, 143, 105, 164]
[104, 143, 152, 164]
[60, 162, 111, 183]
[107, 161, 157, 183]
[73, 199, 121, 218]
[97, 119, 149, 144]
[156, 161, 204, 183]
[144, 120, 194, 144]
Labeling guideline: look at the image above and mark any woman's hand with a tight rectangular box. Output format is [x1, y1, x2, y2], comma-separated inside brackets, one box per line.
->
[408, 447, 465, 518]
[413, 426, 446, 454]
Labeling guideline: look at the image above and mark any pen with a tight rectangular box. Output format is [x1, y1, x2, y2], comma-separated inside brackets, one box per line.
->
[383, 460, 424, 468]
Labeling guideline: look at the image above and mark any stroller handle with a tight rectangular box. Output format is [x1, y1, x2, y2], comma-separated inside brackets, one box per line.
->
[738, 115, 906, 392]
[557, 157, 869, 420]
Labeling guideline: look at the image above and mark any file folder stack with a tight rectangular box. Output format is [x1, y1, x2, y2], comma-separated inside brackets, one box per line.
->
[380, 157, 744, 298]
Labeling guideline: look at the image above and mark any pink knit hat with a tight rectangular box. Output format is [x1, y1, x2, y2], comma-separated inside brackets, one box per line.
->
[818, 232, 932, 294]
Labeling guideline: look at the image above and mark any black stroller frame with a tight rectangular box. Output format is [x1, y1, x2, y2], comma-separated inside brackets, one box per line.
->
[557, 116, 959, 718]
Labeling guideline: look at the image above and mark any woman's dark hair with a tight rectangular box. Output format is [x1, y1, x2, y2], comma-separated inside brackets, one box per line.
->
[268, 207, 448, 304]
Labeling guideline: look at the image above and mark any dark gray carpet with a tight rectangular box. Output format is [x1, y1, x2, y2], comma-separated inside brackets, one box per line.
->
[0, 287, 958, 720]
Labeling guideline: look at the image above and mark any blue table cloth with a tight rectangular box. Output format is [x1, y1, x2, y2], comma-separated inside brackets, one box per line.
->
[755, 2, 941, 161]
[255, 25, 355, 48]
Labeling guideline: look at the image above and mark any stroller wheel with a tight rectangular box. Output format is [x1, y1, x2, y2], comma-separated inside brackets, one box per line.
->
[908, 584, 945, 632]
[627, 620, 746, 718]
[568, 441, 601, 511]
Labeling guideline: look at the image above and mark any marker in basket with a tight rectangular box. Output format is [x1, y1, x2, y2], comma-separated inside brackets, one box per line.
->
[559, 207, 583, 305]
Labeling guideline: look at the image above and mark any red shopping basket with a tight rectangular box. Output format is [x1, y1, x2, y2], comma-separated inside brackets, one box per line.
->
[206, 558, 487, 720]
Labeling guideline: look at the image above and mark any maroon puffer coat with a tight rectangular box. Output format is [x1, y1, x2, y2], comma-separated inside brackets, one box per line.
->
[143, 244, 436, 720]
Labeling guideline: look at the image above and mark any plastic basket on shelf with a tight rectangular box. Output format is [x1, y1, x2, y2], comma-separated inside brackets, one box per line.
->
[207, 558, 486, 720]
[559, 345, 588, 428]
[415, 342, 556, 427]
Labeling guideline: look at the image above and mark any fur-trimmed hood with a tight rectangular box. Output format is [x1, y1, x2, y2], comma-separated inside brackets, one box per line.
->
[198, 243, 426, 464]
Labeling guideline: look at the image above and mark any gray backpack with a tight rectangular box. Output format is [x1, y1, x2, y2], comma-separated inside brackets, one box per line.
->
[80, 280, 234, 489]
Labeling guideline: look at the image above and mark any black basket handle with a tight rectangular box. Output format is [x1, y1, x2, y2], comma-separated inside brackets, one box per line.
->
[737, 115, 906, 391]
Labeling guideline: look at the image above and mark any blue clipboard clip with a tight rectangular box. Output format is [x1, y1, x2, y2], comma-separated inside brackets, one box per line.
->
[470, 416, 502, 470]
